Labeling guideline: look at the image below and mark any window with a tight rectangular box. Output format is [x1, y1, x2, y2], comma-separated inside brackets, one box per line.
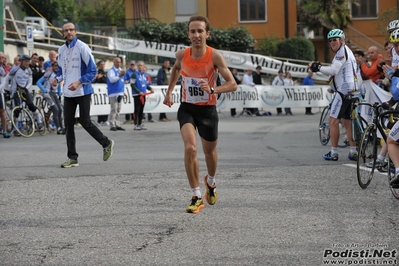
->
[176, 0, 197, 16]
[239, 0, 266, 22]
[351, 0, 377, 18]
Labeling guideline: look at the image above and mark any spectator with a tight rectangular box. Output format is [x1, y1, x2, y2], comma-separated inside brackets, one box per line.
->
[143, 66, 155, 123]
[359, 46, 385, 88]
[38, 56, 45, 73]
[230, 68, 242, 117]
[156, 59, 172, 121]
[129, 61, 154, 131]
[43, 50, 58, 71]
[0, 52, 10, 138]
[124, 60, 136, 124]
[36, 61, 65, 134]
[107, 57, 126, 131]
[302, 69, 315, 115]
[272, 70, 284, 115]
[241, 67, 257, 116]
[29, 53, 44, 84]
[283, 72, 294, 115]
[93, 60, 109, 126]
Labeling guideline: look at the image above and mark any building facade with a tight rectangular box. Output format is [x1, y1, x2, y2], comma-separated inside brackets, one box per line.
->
[125, 0, 398, 62]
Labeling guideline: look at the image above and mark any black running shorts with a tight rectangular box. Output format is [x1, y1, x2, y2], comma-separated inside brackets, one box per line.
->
[177, 102, 219, 142]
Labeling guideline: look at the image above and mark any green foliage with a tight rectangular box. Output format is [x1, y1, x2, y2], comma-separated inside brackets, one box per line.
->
[127, 21, 255, 52]
[257, 34, 283, 56]
[15, 0, 77, 24]
[296, 0, 357, 62]
[377, 8, 399, 35]
[275, 37, 315, 61]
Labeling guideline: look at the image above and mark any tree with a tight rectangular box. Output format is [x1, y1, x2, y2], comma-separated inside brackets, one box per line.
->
[257, 34, 283, 56]
[275, 37, 315, 62]
[376, 8, 399, 36]
[297, 0, 357, 62]
[127, 20, 255, 52]
[15, 0, 77, 24]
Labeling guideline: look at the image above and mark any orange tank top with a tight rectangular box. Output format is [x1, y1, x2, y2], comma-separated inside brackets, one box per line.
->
[181, 46, 217, 105]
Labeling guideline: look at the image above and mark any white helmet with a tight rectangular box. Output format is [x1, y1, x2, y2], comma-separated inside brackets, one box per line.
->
[387, 20, 399, 33]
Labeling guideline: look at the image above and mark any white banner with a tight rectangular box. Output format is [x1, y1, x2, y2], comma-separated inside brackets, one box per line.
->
[30, 84, 331, 117]
[108, 37, 329, 81]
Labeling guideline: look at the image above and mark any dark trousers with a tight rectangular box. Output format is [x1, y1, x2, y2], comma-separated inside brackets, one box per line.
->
[64, 95, 109, 160]
[305, 107, 312, 113]
[276, 108, 282, 114]
[125, 113, 133, 121]
[133, 95, 145, 125]
[97, 115, 108, 123]
[159, 112, 167, 119]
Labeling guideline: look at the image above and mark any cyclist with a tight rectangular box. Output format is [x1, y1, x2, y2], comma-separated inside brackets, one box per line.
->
[381, 28, 399, 188]
[36, 61, 65, 134]
[5, 54, 44, 135]
[0, 51, 10, 138]
[309, 29, 358, 161]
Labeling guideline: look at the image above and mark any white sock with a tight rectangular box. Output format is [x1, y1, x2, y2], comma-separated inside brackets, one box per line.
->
[377, 155, 385, 162]
[192, 187, 201, 198]
[395, 168, 399, 175]
[207, 175, 215, 186]
[34, 109, 43, 123]
[350, 146, 357, 153]
[331, 147, 338, 155]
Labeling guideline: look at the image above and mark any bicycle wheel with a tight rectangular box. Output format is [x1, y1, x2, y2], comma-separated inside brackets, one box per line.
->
[11, 107, 35, 138]
[357, 124, 377, 189]
[319, 105, 330, 146]
[35, 106, 47, 136]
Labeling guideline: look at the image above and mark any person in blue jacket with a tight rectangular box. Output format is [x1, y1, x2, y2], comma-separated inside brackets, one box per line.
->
[51, 22, 114, 168]
[130, 61, 154, 131]
[106, 57, 126, 131]
[36, 61, 64, 134]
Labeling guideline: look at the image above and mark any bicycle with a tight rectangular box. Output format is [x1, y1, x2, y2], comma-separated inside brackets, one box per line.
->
[10, 88, 46, 138]
[318, 93, 349, 148]
[356, 102, 399, 199]
[349, 94, 368, 149]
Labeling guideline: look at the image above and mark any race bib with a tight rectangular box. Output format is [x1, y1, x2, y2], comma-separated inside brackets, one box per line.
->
[184, 77, 210, 104]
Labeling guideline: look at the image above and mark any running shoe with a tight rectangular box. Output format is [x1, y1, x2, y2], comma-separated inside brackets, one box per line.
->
[365, 160, 387, 168]
[322, 151, 339, 161]
[348, 152, 358, 161]
[103, 139, 114, 161]
[3, 132, 10, 138]
[186, 196, 204, 214]
[204, 175, 218, 205]
[390, 173, 399, 188]
[61, 159, 79, 168]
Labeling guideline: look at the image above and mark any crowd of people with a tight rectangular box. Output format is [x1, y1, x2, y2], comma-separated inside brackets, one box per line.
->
[3, 15, 399, 210]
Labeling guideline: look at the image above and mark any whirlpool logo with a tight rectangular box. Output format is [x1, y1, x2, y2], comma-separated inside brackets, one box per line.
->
[261, 88, 284, 106]
[145, 91, 162, 111]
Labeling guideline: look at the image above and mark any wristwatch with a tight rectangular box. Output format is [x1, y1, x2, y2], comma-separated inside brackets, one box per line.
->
[210, 87, 215, 94]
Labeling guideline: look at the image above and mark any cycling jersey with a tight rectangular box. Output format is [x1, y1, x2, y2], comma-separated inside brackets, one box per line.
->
[37, 70, 61, 95]
[0, 64, 7, 93]
[7, 66, 33, 94]
[392, 48, 399, 67]
[320, 45, 357, 95]
[180, 46, 217, 106]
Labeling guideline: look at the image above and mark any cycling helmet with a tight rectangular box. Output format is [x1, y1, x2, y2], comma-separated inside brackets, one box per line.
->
[389, 29, 399, 44]
[19, 54, 31, 61]
[327, 29, 345, 39]
[387, 20, 399, 33]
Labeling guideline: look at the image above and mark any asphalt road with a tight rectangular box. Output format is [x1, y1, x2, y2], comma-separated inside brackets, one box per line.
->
[1, 108, 399, 266]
